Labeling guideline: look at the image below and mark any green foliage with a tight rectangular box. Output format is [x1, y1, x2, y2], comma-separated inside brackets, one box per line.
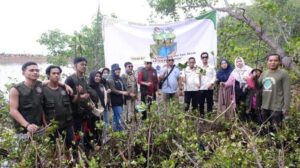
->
[1, 92, 300, 167]
[149, 0, 300, 71]
[0, 91, 10, 130]
[177, 62, 188, 70]
[217, 16, 269, 68]
[38, 29, 71, 56]
[217, 0, 300, 73]
[2, 1, 300, 166]
[38, 7, 104, 71]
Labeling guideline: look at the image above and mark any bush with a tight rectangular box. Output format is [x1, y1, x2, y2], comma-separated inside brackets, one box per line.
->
[1, 91, 300, 167]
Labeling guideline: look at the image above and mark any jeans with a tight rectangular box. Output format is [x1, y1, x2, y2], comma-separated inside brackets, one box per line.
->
[103, 106, 110, 127]
[112, 106, 123, 131]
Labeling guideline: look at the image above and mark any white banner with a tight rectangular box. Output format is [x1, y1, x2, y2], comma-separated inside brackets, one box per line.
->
[103, 11, 217, 70]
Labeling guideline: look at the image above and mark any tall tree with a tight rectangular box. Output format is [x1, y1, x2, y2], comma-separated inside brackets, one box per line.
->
[37, 29, 72, 65]
[92, 5, 105, 69]
[38, 8, 105, 71]
[149, 0, 299, 69]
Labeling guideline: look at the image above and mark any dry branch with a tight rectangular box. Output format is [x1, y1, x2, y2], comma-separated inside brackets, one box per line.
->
[172, 140, 199, 167]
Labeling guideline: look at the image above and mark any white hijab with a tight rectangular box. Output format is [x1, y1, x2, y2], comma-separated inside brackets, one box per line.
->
[231, 57, 252, 83]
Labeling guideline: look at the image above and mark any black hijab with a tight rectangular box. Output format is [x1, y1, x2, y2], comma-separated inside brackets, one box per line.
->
[216, 58, 233, 82]
[89, 71, 105, 106]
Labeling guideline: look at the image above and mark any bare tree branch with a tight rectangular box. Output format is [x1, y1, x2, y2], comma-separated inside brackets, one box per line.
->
[172, 140, 199, 167]
[206, 4, 293, 68]
[237, 126, 263, 168]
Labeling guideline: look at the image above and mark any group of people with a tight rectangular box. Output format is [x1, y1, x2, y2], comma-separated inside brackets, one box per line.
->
[9, 52, 291, 152]
[217, 54, 291, 127]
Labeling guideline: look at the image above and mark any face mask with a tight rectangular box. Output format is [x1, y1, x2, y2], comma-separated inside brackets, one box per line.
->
[102, 73, 109, 79]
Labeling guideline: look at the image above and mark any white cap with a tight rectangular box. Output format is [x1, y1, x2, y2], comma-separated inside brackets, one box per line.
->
[144, 56, 152, 62]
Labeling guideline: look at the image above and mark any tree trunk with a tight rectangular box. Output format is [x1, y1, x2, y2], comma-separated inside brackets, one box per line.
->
[209, 5, 294, 68]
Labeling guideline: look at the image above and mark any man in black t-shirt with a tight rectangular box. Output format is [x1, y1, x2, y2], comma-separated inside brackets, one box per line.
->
[65, 57, 98, 150]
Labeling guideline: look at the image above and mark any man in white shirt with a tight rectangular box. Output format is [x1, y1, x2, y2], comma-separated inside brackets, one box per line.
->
[199, 52, 216, 118]
[181, 57, 200, 111]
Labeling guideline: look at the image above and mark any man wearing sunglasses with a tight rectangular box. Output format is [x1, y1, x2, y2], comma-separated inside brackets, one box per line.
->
[160, 56, 181, 105]
[122, 62, 138, 123]
[137, 57, 159, 119]
[199, 52, 216, 118]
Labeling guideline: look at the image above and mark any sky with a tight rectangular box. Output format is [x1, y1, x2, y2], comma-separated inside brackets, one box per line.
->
[0, 0, 251, 55]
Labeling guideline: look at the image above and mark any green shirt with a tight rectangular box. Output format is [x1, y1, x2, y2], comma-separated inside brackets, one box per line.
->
[258, 69, 291, 111]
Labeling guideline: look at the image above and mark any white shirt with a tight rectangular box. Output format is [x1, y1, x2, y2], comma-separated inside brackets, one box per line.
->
[199, 65, 216, 90]
[181, 66, 200, 91]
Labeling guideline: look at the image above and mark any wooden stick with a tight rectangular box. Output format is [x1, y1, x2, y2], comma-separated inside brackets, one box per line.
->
[237, 126, 263, 168]
[185, 101, 234, 123]
[118, 149, 128, 162]
[172, 140, 199, 167]
[56, 139, 62, 168]
[147, 123, 153, 168]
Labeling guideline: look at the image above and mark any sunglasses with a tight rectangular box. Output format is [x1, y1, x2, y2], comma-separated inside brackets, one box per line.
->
[201, 56, 208, 59]
[167, 59, 174, 62]
[127, 65, 133, 68]
[146, 62, 152, 65]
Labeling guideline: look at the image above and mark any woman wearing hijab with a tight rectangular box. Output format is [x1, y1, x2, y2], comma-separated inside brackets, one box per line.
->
[216, 59, 234, 119]
[108, 64, 128, 131]
[99, 67, 111, 89]
[97, 68, 111, 127]
[88, 71, 108, 144]
[220, 57, 252, 120]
